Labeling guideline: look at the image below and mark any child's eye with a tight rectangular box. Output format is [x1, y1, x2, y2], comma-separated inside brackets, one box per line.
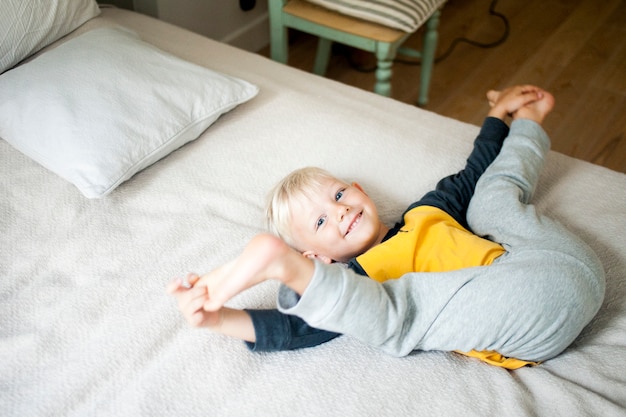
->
[316, 216, 326, 229]
[335, 190, 344, 201]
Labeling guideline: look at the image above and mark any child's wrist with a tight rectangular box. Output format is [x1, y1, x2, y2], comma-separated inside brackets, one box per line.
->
[487, 106, 508, 120]
[206, 309, 225, 331]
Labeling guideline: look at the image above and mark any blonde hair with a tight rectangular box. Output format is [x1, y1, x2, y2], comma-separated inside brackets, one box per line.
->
[265, 167, 338, 248]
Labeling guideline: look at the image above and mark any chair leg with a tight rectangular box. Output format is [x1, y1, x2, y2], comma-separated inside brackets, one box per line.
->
[269, 0, 288, 64]
[313, 38, 332, 76]
[374, 60, 393, 96]
[418, 10, 440, 106]
[374, 42, 396, 97]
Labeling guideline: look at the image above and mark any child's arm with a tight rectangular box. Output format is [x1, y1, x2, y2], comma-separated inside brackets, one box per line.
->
[411, 118, 508, 229]
[169, 245, 340, 351]
[244, 309, 340, 351]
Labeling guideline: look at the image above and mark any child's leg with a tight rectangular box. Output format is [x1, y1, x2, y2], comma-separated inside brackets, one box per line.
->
[463, 117, 605, 355]
[466, 119, 602, 272]
[467, 89, 556, 243]
[466, 118, 549, 243]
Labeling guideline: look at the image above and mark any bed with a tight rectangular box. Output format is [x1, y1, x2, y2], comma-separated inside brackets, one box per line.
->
[1, 2, 625, 416]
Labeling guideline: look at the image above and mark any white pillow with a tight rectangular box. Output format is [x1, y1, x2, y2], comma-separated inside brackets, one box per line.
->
[305, 0, 446, 32]
[0, 27, 259, 198]
[0, 0, 101, 73]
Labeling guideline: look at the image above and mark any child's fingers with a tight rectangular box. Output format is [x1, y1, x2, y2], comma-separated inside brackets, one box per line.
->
[180, 272, 201, 289]
[168, 279, 207, 311]
[166, 273, 201, 293]
[499, 89, 543, 114]
[516, 90, 543, 108]
[183, 289, 208, 315]
[487, 85, 542, 106]
[176, 286, 210, 325]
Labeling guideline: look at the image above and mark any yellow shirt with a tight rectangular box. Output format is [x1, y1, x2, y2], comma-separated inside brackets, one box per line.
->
[354, 205, 537, 369]
[356, 205, 505, 283]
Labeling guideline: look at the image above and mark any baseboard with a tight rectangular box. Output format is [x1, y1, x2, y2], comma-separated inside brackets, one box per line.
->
[220, 12, 270, 52]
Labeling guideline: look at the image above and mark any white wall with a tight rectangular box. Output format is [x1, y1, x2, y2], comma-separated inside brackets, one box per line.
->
[133, 0, 269, 52]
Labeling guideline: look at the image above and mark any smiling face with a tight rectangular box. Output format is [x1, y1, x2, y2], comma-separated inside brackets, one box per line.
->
[288, 176, 388, 263]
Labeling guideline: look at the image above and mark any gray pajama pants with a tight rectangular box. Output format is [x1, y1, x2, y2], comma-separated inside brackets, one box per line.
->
[278, 119, 605, 362]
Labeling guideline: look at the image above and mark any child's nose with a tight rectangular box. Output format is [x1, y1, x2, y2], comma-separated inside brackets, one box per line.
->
[337, 204, 350, 221]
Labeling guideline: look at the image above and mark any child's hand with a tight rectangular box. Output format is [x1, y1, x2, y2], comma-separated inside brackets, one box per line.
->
[512, 89, 554, 124]
[167, 273, 224, 328]
[487, 85, 548, 122]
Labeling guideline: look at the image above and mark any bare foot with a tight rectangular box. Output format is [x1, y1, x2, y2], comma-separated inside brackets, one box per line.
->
[199, 234, 313, 311]
[514, 90, 555, 124]
[487, 85, 545, 120]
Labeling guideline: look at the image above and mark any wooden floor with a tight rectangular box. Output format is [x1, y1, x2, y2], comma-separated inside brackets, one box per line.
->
[259, 0, 626, 173]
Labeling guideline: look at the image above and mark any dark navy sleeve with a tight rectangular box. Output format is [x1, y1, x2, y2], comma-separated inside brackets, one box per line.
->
[410, 117, 509, 229]
[243, 264, 370, 351]
[243, 309, 341, 352]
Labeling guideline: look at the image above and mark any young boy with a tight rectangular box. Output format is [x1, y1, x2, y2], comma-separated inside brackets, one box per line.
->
[169, 86, 605, 367]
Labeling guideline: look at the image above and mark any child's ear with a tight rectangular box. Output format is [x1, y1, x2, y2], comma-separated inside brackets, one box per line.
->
[302, 251, 333, 264]
[352, 182, 366, 194]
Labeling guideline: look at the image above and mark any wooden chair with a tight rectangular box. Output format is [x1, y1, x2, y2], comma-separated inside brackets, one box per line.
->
[268, 0, 442, 106]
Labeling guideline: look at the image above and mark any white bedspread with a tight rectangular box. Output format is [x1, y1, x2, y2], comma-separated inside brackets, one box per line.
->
[1, 8, 625, 417]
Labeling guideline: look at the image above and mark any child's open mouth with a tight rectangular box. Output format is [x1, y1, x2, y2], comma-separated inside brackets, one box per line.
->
[345, 212, 362, 236]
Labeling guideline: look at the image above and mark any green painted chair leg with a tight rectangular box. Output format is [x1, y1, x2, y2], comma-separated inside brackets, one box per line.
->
[374, 43, 397, 97]
[417, 10, 440, 106]
[374, 58, 393, 96]
[269, 0, 288, 63]
[313, 38, 332, 75]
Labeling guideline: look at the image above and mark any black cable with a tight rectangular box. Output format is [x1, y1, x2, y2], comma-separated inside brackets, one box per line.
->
[347, 0, 510, 72]
[432, 0, 510, 63]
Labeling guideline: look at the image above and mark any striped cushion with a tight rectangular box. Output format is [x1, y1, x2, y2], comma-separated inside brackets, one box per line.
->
[305, 0, 446, 32]
[0, 0, 101, 73]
